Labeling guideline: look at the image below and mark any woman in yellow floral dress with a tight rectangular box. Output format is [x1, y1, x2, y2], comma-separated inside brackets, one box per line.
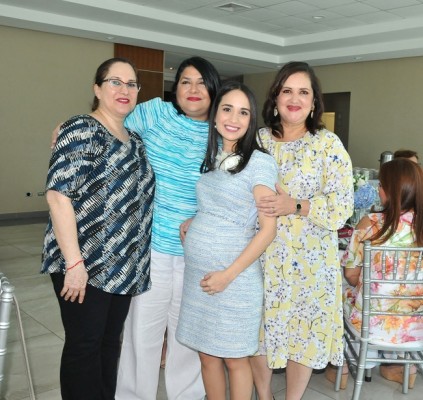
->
[342, 158, 423, 386]
[250, 61, 354, 400]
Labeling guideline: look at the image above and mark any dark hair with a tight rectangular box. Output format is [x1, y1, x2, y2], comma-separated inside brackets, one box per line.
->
[91, 57, 138, 111]
[170, 56, 221, 119]
[262, 61, 324, 138]
[369, 158, 423, 246]
[394, 149, 419, 161]
[201, 81, 266, 174]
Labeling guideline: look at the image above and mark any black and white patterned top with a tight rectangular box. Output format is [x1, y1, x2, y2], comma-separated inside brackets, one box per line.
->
[41, 115, 155, 295]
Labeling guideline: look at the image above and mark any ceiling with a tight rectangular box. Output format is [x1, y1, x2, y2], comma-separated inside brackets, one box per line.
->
[2, 0, 423, 79]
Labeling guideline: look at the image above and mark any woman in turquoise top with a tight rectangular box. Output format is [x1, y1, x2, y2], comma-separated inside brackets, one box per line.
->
[116, 57, 221, 400]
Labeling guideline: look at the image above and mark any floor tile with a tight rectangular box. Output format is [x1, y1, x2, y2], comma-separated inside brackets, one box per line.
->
[1, 333, 62, 400]
[1, 220, 422, 400]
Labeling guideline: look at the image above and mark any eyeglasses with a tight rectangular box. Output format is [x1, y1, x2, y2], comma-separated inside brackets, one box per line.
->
[101, 78, 141, 92]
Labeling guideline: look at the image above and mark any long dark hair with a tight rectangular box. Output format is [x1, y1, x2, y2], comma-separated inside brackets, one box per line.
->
[201, 81, 266, 174]
[370, 158, 423, 246]
[170, 56, 221, 119]
[262, 61, 324, 138]
[92, 57, 138, 111]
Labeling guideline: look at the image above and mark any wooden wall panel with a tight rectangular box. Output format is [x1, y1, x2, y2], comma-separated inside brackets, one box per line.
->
[137, 70, 164, 103]
[114, 44, 163, 72]
[115, 44, 164, 101]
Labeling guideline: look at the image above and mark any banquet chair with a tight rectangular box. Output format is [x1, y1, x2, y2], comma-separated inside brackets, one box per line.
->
[0, 273, 35, 399]
[335, 241, 423, 400]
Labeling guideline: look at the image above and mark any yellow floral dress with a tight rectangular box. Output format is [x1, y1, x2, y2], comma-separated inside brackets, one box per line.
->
[342, 211, 423, 343]
[257, 127, 354, 369]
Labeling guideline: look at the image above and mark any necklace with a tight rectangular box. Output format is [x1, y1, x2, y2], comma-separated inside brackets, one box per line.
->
[216, 150, 241, 171]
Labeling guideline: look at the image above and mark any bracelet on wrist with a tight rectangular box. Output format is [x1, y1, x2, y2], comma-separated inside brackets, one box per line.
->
[66, 259, 84, 271]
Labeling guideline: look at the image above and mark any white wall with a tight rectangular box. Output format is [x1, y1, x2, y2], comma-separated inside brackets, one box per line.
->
[0, 26, 112, 216]
[2, 26, 423, 216]
[245, 57, 423, 169]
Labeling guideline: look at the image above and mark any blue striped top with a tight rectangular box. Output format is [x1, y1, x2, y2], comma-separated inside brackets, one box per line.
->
[125, 98, 209, 256]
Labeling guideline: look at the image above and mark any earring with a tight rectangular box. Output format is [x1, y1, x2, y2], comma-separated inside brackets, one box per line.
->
[310, 107, 314, 119]
[274, 107, 278, 117]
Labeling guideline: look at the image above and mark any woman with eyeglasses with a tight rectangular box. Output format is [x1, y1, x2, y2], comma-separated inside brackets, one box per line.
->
[42, 57, 155, 400]
[51, 56, 221, 399]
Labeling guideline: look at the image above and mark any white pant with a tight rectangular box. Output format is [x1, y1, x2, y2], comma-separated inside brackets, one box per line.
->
[116, 250, 205, 400]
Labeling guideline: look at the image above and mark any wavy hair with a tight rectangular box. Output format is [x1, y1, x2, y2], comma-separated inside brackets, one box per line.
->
[262, 61, 324, 138]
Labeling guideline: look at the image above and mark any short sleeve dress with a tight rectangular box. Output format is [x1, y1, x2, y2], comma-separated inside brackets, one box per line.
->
[257, 127, 354, 369]
[342, 211, 423, 343]
[176, 150, 278, 357]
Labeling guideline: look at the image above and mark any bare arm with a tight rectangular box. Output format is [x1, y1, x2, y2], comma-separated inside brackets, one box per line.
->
[343, 215, 372, 287]
[46, 190, 88, 303]
[50, 122, 62, 149]
[343, 265, 361, 287]
[256, 182, 310, 217]
[201, 185, 277, 294]
[179, 217, 193, 243]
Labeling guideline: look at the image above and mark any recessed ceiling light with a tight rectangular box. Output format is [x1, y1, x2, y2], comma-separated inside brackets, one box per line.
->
[216, 2, 252, 12]
[169, 67, 174, 70]
[312, 15, 325, 20]
[106, 36, 115, 40]
[354, 56, 363, 60]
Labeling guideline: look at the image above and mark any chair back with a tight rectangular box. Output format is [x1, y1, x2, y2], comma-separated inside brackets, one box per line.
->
[0, 273, 15, 388]
[361, 240, 423, 344]
[339, 241, 423, 399]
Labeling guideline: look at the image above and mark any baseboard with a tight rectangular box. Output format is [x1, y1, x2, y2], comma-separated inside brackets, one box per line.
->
[0, 211, 49, 221]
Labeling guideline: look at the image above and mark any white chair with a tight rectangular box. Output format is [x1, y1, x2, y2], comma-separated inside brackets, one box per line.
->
[335, 241, 423, 399]
[0, 272, 35, 399]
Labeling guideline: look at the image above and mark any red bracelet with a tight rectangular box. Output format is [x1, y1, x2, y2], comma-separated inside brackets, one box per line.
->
[66, 259, 84, 271]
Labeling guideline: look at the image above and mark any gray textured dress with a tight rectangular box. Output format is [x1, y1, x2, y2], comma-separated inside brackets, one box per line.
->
[176, 150, 278, 357]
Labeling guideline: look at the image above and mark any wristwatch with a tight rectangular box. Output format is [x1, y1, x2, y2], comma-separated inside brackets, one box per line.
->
[295, 200, 302, 215]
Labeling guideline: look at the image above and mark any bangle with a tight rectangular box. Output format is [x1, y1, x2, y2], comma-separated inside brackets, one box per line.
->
[66, 259, 84, 271]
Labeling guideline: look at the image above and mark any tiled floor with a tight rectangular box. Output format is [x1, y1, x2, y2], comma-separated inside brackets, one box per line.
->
[0, 218, 422, 400]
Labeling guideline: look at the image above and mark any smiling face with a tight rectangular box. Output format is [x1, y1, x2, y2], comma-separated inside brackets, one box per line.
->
[93, 61, 138, 119]
[215, 89, 251, 152]
[276, 71, 314, 129]
[175, 66, 211, 121]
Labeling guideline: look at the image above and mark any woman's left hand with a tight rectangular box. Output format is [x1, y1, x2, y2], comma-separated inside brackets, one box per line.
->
[179, 218, 193, 243]
[200, 270, 231, 295]
[61, 264, 89, 303]
[256, 183, 295, 216]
